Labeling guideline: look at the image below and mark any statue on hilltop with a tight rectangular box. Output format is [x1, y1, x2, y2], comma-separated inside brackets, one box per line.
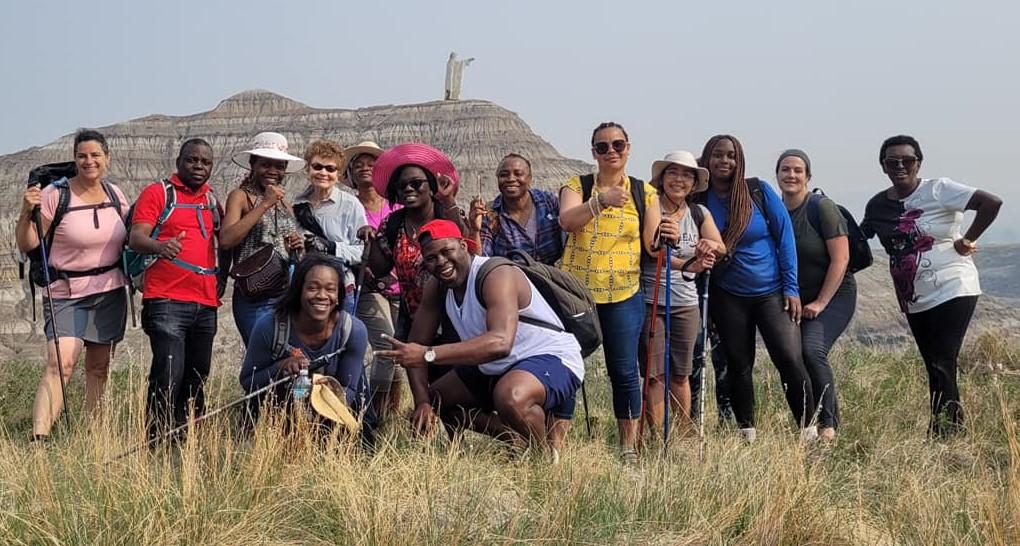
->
[444, 52, 474, 101]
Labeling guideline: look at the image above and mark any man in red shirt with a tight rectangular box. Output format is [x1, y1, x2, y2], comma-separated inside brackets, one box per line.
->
[128, 138, 221, 441]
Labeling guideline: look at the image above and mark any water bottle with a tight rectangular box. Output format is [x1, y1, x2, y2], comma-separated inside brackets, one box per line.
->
[292, 369, 311, 401]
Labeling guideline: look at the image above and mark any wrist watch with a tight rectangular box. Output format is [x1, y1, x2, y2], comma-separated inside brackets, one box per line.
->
[423, 346, 437, 364]
[961, 237, 976, 249]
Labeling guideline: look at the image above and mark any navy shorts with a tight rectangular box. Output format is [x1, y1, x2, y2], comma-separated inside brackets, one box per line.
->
[454, 354, 582, 419]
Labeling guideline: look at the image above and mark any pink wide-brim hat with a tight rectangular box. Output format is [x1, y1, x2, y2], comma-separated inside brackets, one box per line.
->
[371, 143, 459, 197]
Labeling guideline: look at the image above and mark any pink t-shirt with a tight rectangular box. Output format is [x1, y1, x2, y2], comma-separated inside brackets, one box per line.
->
[40, 180, 128, 298]
[365, 200, 401, 295]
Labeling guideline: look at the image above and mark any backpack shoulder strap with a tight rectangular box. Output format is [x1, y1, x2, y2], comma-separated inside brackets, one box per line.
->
[206, 191, 221, 231]
[271, 314, 292, 362]
[100, 181, 125, 221]
[148, 180, 177, 239]
[473, 257, 515, 309]
[580, 174, 595, 203]
[746, 178, 766, 215]
[337, 311, 353, 350]
[806, 192, 825, 236]
[690, 203, 705, 227]
[629, 176, 646, 227]
[45, 178, 73, 247]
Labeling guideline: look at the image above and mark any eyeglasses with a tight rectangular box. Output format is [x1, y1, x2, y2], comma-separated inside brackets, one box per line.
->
[593, 140, 628, 155]
[395, 178, 430, 192]
[310, 163, 339, 173]
[663, 168, 696, 181]
[883, 156, 918, 169]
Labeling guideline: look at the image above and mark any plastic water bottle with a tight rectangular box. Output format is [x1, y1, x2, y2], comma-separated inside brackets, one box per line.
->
[292, 369, 311, 401]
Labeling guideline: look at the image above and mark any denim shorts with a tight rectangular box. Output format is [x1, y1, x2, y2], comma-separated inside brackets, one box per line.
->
[454, 354, 582, 419]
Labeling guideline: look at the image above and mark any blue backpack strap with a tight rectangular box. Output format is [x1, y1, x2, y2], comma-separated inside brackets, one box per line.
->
[149, 180, 177, 240]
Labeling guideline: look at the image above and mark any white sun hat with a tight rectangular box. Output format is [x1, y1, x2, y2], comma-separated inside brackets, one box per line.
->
[232, 131, 306, 173]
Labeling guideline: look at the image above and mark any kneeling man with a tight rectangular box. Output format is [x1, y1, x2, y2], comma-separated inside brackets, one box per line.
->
[380, 219, 583, 452]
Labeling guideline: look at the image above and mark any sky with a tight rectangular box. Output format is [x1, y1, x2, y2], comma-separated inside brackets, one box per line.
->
[2, 0, 1018, 241]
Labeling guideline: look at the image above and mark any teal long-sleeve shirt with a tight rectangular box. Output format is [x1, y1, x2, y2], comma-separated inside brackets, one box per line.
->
[704, 180, 799, 298]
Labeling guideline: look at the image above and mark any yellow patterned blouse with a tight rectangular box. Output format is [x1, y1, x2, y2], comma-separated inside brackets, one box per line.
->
[558, 175, 657, 304]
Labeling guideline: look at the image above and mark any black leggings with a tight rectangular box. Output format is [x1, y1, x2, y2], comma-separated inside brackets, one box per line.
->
[800, 284, 856, 429]
[905, 295, 978, 436]
[709, 288, 813, 429]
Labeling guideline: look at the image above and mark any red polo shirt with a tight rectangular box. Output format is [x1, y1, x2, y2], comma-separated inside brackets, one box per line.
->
[132, 174, 220, 307]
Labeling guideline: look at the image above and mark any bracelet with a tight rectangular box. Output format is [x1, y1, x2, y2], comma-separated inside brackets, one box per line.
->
[597, 193, 607, 208]
[587, 198, 597, 217]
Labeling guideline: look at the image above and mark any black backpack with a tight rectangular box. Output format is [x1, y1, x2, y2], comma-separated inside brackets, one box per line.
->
[20, 162, 126, 319]
[805, 188, 873, 273]
[472, 251, 602, 358]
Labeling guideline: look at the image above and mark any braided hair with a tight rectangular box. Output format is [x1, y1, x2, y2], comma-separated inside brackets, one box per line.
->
[698, 134, 751, 251]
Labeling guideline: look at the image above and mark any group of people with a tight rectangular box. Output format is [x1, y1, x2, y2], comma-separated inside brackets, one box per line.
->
[15, 123, 1002, 460]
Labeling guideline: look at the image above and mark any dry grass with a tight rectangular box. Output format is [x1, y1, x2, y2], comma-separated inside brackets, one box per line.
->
[1, 333, 1019, 545]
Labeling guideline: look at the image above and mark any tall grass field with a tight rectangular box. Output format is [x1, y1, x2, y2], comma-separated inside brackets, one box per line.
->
[0, 330, 1018, 545]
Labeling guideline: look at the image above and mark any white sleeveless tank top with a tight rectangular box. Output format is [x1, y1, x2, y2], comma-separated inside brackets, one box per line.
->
[444, 257, 585, 380]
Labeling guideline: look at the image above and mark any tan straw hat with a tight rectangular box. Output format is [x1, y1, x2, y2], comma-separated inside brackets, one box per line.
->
[650, 150, 710, 193]
[310, 374, 361, 432]
[340, 141, 386, 186]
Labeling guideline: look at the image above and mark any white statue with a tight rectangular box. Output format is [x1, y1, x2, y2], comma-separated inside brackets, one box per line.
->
[444, 52, 475, 101]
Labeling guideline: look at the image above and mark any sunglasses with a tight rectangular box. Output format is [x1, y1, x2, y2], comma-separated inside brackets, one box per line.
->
[395, 178, 430, 192]
[310, 163, 339, 173]
[883, 156, 918, 169]
[593, 139, 628, 155]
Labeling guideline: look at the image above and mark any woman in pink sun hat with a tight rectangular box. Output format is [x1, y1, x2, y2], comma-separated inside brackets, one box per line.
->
[363, 144, 468, 388]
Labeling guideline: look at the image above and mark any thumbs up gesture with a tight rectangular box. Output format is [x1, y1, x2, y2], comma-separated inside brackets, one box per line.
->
[159, 231, 186, 260]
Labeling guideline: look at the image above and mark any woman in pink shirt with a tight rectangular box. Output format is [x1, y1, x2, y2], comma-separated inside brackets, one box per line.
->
[342, 141, 404, 419]
[15, 129, 129, 440]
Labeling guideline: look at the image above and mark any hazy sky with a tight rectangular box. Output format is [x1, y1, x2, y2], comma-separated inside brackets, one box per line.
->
[2, 0, 1018, 240]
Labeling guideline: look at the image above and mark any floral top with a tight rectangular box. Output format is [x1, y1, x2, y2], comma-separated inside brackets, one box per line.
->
[861, 177, 980, 313]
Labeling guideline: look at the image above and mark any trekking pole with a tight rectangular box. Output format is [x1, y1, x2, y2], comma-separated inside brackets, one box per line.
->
[351, 238, 372, 422]
[32, 206, 71, 430]
[662, 244, 673, 454]
[637, 247, 666, 452]
[580, 381, 592, 439]
[109, 346, 348, 462]
[698, 269, 712, 459]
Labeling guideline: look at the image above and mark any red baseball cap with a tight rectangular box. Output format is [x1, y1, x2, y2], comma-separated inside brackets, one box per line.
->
[417, 219, 478, 254]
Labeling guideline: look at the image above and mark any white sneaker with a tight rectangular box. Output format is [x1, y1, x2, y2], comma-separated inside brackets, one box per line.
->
[739, 427, 757, 443]
[801, 426, 819, 443]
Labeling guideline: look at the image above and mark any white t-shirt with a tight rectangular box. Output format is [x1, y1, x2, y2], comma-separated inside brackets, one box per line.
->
[862, 177, 980, 313]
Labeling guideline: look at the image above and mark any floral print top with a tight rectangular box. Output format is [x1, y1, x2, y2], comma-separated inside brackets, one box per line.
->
[861, 178, 980, 313]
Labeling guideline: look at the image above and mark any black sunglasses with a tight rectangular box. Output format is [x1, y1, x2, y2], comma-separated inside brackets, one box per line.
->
[310, 163, 339, 173]
[883, 156, 918, 169]
[593, 139, 627, 155]
[395, 178, 430, 192]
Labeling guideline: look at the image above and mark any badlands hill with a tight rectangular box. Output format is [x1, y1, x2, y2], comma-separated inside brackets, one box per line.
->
[0, 90, 1016, 360]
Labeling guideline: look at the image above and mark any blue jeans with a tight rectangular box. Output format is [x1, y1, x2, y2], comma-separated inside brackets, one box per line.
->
[232, 286, 277, 348]
[141, 299, 218, 439]
[597, 290, 645, 420]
